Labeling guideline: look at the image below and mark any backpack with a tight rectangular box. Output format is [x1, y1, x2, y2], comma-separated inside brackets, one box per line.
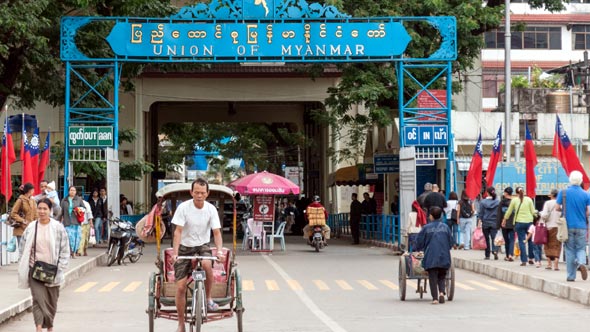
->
[460, 200, 473, 218]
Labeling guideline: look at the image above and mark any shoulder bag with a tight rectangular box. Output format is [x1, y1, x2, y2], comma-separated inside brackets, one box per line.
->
[557, 190, 569, 243]
[31, 222, 61, 284]
[533, 223, 548, 245]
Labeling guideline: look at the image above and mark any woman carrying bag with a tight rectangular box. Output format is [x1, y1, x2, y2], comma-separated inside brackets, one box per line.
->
[478, 187, 500, 260]
[18, 198, 70, 332]
[503, 187, 536, 266]
[56, 186, 85, 258]
[10, 183, 39, 257]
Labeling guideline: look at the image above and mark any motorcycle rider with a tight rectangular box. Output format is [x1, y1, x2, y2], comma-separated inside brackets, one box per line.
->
[302, 195, 331, 245]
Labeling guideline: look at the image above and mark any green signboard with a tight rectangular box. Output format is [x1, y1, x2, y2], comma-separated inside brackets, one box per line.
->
[68, 126, 114, 148]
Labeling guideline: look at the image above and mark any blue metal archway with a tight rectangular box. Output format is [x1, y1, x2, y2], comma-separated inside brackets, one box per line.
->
[60, 0, 457, 204]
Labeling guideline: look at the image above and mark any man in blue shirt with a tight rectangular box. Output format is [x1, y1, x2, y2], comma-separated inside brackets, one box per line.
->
[556, 170, 590, 282]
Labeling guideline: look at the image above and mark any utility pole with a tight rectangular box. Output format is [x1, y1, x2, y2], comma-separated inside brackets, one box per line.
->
[504, 0, 512, 161]
[584, 51, 589, 114]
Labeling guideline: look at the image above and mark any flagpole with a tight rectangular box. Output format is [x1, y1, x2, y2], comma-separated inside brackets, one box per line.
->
[3, 104, 7, 214]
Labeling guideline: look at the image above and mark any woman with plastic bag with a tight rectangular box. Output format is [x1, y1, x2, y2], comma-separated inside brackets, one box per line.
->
[477, 187, 500, 260]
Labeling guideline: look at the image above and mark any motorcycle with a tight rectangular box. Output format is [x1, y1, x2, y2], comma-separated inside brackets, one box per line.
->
[106, 218, 144, 266]
[310, 225, 326, 252]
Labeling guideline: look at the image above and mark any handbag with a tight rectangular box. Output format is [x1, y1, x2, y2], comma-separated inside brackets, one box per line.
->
[6, 210, 24, 227]
[557, 190, 568, 243]
[450, 209, 458, 222]
[6, 236, 16, 252]
[89, 228, 97, 246]
[533, 223, 548, 245]
[31, 222, 60, 283]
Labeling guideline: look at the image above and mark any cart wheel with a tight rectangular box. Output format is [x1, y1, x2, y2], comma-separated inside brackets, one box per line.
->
[446, 264, 455, 301]
[148, 273, 158, 332]
[418, 279, 426, 299]
[398, 258, 407, 301]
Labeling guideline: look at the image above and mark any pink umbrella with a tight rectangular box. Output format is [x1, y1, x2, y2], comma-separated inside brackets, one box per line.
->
[229, 171, 300, 195]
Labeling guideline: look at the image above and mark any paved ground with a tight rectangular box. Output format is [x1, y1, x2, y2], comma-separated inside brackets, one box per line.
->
[2, 235, 590, 326]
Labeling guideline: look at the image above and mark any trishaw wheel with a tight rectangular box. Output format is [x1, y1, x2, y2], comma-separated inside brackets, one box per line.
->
[148, 308, 155, 332]
[190, 281, 204, 332]
[236, 308, 243, 332]
[233, 268, 244, 332]
[446, 264, 455, 301]
[148, 272, 158, 332]
[418, 279, 426, 299]
[398, 257, 406, 301]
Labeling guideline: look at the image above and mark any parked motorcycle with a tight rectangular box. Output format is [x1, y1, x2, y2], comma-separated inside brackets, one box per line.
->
[106, 218, 144, 266]
[310, 225, 326, 252]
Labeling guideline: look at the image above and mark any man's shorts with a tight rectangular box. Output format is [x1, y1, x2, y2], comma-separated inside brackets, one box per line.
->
[174, 244, 212, 281]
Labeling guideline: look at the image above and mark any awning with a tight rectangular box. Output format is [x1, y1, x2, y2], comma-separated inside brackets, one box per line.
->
[328, 164, 382, 187]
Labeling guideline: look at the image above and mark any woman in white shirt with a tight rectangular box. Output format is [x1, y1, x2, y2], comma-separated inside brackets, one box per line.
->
[444, 192, 459, 249]
[540, 188, 562, 270]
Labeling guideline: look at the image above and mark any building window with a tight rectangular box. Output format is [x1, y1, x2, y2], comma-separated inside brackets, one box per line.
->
[485, 27, 561, 50]
[573, 25, 590, 50]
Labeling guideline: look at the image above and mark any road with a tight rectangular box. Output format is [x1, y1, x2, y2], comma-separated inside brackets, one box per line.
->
[3, 238, 588, 332]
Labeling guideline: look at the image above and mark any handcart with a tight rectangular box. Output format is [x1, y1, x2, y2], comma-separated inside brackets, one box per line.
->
[398, 251, 455, 301]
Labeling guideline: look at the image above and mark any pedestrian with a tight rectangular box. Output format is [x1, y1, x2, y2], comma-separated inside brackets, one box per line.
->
[18, 198, 70, 332]
[415, 206, 453, 305]
[349, 193, 362, 245]
[99, 187, 109, 238]
[171, 178, 225, 332]
[444, 191, 459, 249]
[361, 192, 373, 215]
[539, 188, 562, 270]
[417, 183, 433, 216]
[497, 187, 515, 261]
[33, 180, 61, 218]
[77, 198, 94, 256]
[556, 170, 590, 282]
[524, 213, 543, 268]
[10, 182, 39, 257]
[477, 187, 500, 260]
[56, 186, 85, 259]
[120, 196, 133, 215]
[283, 201, 298, 234]
[424, 184, 447, 212]
[503, 187, 536, 266]
[456, 190, 475, 250]
[88, 189, 104, 244]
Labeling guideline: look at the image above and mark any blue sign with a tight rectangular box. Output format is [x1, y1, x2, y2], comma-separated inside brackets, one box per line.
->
[404, 125, 448, 146]
[416, 160, 435, 166]
[374, 154, 399, 174]
[105, 20, 411, 61]
[492, 161, 569, 195]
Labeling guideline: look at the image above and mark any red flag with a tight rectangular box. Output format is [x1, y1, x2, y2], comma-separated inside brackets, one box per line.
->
[465, 131, 483, 200]
[37, 132, 50, 193]
[1, 121, 16, 202]
[525, 123, 538, 199]
[485, 124, 502, 188]
[552, 115, 590, 187]
[29, 128, 40, 193]
[21, 128, 34, 185]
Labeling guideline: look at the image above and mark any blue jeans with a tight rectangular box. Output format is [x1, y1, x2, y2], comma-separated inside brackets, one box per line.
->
[515, 222, 534, 263]
[482, 226, 498, 258]
[502, 228, 515, 258]
[459, 218, 472, 249]
[449, 223, 459, 246]
[565, 228, 587, 281]
[94, 217, 103, 243]
[532, 243, 542, 262]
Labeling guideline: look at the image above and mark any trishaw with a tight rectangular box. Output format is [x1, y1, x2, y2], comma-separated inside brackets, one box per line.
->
[143, 183, 244, 332]
[398, 232, 455, 301]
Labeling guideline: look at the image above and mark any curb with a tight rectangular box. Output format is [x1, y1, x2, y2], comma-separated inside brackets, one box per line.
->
[452, 256, 590, 306]
[0, 253, 106, 324]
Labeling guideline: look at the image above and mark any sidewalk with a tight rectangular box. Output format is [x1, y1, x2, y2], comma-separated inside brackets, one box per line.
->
[452, 248, 590, 306]
[0, 247, 106, 324]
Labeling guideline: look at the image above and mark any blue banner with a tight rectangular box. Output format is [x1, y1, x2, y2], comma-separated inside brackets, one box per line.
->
[492, 161, 569, 195]
[105, 20, 411, 61]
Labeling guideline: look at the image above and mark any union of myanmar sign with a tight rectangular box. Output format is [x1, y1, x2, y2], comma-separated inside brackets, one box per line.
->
[105, 20, 411, 61]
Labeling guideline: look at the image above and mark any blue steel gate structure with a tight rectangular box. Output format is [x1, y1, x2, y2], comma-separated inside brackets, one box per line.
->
[59, 0, 457, 219]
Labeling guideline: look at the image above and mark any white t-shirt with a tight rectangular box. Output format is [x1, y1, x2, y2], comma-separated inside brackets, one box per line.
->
[171, 200, 221, 247]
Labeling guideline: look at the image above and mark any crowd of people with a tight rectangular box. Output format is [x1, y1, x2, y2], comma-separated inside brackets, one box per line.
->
[415, 170, 590, 287]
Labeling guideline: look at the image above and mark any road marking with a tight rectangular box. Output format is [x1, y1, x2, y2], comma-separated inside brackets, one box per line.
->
[75, 282, 98, 293]
[405, 280, 418, 290]
[265, 280, 279, 291]
[313, 280, 330, 291]
[335, 280, 353, 290]
[379, 280, 399, 290]
[467, 280, 498, 291]
[263, 256, 349, 332]
[454, 282, 475, 290]
[287, 279, 303, 291]
[99, 282, 120, 292]
[123, 281, 142, 292]
[242, 280, 255, 291]
[489, 280, 521, 290]
[357, 280, 378, 290]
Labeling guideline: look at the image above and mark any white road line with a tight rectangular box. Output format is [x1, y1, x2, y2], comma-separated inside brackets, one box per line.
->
[263, 255, 348, 332]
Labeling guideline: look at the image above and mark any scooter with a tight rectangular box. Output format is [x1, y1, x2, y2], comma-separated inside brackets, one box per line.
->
[106, 218, 144, 266]
[310, 226, 326, 252]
